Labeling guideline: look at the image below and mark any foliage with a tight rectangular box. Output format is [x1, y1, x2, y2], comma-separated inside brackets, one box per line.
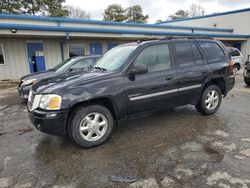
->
[0, 0, 22, 14]
[169, 10, 189, 20]
[189, 4, 205, 17]
[67, 5, 90, 19]
[42, 0, 69, 17]
[103, 4, 127, 22]
[126, 5, 148, 23]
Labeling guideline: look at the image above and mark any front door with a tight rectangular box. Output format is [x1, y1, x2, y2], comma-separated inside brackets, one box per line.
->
[26, 42, 46, 73]
[127, 43, 178, 115]
[90, 43, 102, 55]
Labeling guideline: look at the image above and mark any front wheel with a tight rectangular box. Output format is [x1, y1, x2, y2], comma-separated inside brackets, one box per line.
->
[195, 85, 222, 115]
[70, 105, 114, 148]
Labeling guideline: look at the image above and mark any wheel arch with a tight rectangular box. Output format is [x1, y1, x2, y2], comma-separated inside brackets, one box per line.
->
[202, 77, 226, 96]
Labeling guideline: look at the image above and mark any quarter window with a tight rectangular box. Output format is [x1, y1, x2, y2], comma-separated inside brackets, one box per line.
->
[198, 42, 225, 63]
[133, 44, 171, 72]
[69, 44, 85, 57]
[0, 44, 5, 65]
[174, 42, 195, 67]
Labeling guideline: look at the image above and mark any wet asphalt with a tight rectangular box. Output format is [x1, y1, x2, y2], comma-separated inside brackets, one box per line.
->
[0, 72, 250, 188]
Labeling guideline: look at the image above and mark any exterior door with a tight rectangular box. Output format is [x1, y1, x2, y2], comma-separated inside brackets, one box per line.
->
[108, 43, 118, 50]
[26, 42, 46, 73]
[127, 43, 178, 115]
[90, 43, 102, 55]
[173, 41, 212, 105]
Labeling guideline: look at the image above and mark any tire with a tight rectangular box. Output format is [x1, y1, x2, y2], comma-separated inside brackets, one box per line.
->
[69, 105, 114, 148]
[244, 77, 250, 86]
[195, 85, 222, 115]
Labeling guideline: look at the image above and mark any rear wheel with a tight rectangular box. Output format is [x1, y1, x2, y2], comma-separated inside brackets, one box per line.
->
[195, 85, 222, 115]
[244, 77, 250, 86]
[69, 105, 114, 148]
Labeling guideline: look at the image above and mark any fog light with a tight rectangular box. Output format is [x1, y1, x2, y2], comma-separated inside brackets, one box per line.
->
[46, 113, 57, 118]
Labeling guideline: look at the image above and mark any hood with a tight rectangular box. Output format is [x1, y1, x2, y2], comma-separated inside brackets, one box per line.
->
[20, 69, 55, 81]
[32, 70, 110, 94]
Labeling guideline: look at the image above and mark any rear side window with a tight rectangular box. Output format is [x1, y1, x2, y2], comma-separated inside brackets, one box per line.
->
[174, 42, 195, 67]
[191, 42, 203, 64]
[198, 42, 225, 63]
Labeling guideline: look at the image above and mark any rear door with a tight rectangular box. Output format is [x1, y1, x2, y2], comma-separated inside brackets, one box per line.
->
[173, 40, 212, 105]
[127, 43, 179, 115]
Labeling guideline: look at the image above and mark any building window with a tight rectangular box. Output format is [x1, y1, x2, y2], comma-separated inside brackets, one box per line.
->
[0, 44, 5, 65]
[68, 44, 85, 57]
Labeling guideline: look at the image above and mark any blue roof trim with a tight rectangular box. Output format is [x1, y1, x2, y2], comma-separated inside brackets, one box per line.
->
[0, 14, 233, 32]
[0, 23, 248, 38]
[159, 7, 250, 24]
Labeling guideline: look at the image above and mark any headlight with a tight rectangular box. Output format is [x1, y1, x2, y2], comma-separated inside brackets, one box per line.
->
[39, 94, 62, 110]
[22, 78, 37, 86]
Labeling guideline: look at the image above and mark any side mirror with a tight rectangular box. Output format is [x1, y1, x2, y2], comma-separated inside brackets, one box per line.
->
[130, 64, 148, 75]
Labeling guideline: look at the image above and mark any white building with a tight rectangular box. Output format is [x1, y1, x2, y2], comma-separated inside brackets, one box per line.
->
[0, 8, 249, 80]
[159, 7, 250, 64]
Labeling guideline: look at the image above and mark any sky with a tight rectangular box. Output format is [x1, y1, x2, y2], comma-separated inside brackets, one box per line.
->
[65, 0, 250, 23]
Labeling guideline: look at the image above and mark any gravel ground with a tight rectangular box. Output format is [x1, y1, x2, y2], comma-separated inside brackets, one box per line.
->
[0, 71, 250, 188]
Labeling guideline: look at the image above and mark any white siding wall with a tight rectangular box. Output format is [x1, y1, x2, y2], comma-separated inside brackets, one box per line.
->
[0, 38, 63, 80]
[0, 38, 29, 80]
[162, 11, 250, 34]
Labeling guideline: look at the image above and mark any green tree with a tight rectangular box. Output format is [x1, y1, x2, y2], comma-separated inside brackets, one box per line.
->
[103, 4, 127, 22]
[126, 5, 148, 23]
[42, 0, 69, 17]
[169, 10, 189, 20]
[155, 19, 162, 24]
[0, 0, 22, 14]
[21, 0, 43, 15]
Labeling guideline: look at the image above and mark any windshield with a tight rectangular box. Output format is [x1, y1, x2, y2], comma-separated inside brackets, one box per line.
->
[53, 58, 75, 72]
[94, 45, 137, 71]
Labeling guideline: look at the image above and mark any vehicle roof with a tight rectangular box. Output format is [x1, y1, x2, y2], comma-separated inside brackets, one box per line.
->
[70, 55, 101, 60]
[118, 37, 217, 47]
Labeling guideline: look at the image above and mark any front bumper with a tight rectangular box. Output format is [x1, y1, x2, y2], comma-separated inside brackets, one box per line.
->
[18, 84, 32, 99]
[224, 75, 235, 96]
[28, 109, 69, 136]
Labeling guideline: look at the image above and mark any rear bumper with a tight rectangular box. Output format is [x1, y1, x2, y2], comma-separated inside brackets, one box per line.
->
[224, 76, 235, 96]
[28, 109, 69, 136]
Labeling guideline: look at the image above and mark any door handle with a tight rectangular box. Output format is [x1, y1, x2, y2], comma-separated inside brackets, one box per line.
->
[165, 76, 174, 81]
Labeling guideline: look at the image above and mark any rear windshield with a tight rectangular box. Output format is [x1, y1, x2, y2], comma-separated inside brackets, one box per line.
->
[198, 42, 225, 63]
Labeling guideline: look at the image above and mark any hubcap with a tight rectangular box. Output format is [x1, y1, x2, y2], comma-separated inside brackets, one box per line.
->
[79, 112, 108, 142]
[205, 90, 219, 111]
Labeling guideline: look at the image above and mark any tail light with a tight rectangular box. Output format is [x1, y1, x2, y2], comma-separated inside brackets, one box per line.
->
[229, 60, 234, 75]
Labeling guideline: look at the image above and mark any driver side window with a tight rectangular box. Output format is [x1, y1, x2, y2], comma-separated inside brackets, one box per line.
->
[133, 44, 171, 73]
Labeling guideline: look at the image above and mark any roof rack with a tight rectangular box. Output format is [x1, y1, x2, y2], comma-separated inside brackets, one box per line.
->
[159, 36, 214, 40]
